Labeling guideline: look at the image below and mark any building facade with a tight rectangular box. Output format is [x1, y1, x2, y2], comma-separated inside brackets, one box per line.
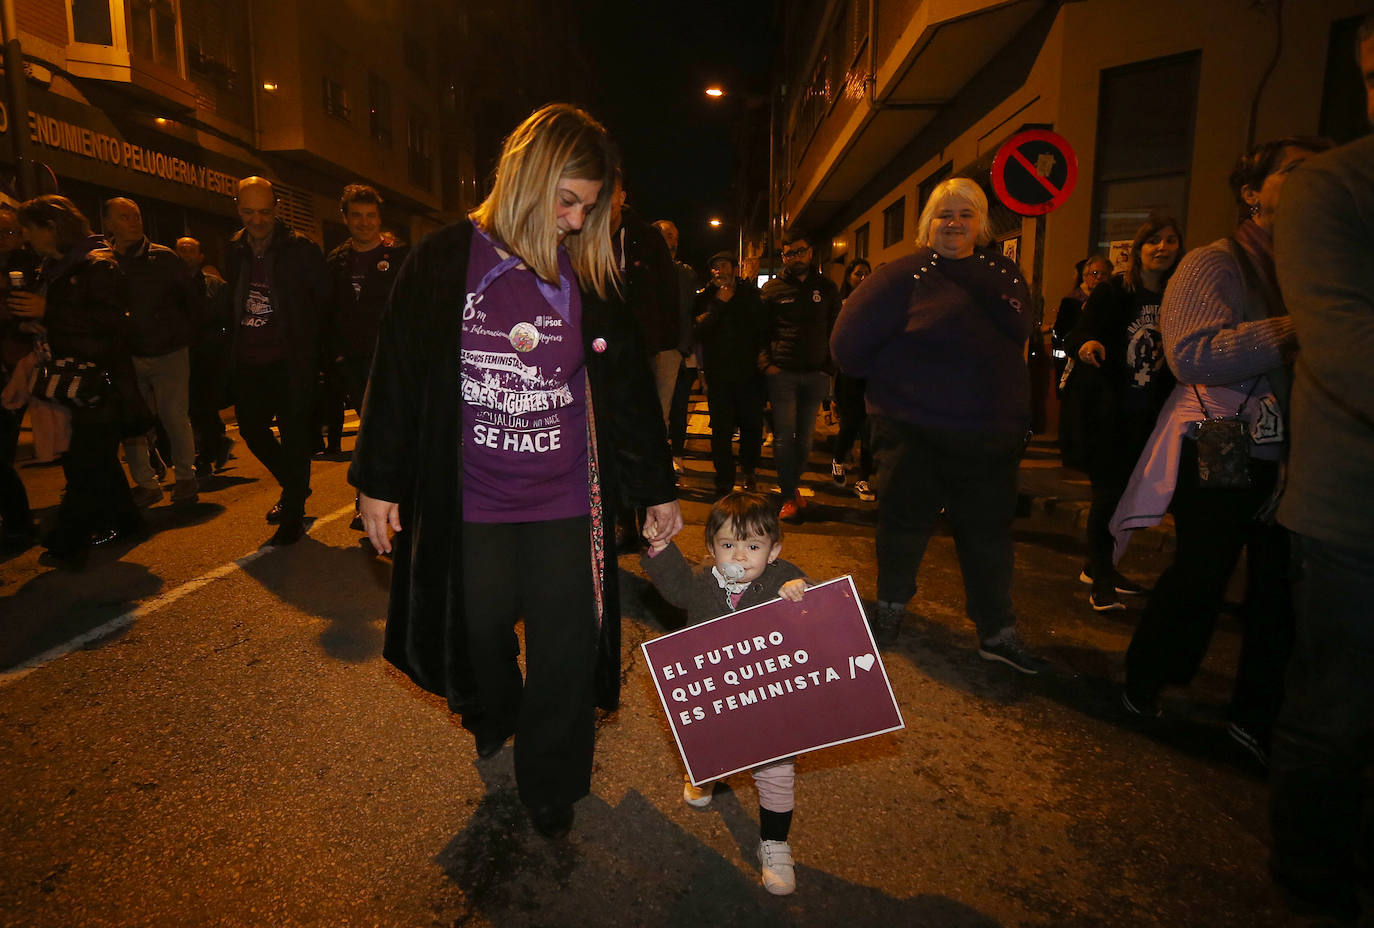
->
[1, 0, 468, 265]
[774, 0, 1370, 314]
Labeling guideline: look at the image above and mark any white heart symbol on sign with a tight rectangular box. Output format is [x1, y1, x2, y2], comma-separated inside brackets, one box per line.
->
[855, 653, 875, 672]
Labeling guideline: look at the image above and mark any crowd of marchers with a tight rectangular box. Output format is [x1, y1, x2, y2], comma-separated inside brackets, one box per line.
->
[2, 20, 1373, 917]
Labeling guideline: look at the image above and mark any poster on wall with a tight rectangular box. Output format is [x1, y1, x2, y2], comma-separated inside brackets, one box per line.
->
[1001, 237, 1020, 263]
[1109, 240, 1133, 274]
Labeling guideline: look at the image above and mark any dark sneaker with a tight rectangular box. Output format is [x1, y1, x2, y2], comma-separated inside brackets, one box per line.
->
[528, 803, 573, 840]
[871, 600, 904, 646]
[831, 459, 846, 485]
[1090, 592, 1126, 612]
[1080, 565, 1147, 596]
[131, 485, 164, 508]
[214, 437, 235, 471]
[1228, 722, 1270, 767]
[1120, 685, 1162, 718]
[977, 629, 1050, 675]
[854, 479, 875, 501]
[171, 478, 199, 507]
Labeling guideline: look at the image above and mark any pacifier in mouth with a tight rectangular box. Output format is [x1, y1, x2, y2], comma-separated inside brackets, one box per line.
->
[721, 563, 747, 581]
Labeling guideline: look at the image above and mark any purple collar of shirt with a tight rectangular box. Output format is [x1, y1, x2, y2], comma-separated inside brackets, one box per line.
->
[471, 224, 574, 324]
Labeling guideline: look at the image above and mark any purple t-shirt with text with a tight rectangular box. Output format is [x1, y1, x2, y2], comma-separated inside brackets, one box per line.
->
[460, 234, 589, 522]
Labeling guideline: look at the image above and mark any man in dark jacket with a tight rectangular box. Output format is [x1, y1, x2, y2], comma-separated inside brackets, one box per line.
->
[653, 219, 699, 475]
[104, 198, 200, 508]
[759, 229, 841, 522]
[225, 176, 329, 545]
[695, 251, 765, 498]
[176, 236, 233, 478]
[323, 185, 407, 443]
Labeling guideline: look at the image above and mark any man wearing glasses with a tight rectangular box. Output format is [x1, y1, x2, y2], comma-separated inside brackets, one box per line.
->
[759, 229, 841, 522]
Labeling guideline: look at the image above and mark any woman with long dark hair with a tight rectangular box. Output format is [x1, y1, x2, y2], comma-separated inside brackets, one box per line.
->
[350, 104, 680, 839]
[830, 258, 873, 500]
[1112, 136, 1333, 765]
[8, 196, 146, 568]
[1066, 215, 1182, 611]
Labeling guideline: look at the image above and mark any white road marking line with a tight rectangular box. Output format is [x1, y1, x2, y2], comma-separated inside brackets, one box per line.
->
[0, 503, 359, 687]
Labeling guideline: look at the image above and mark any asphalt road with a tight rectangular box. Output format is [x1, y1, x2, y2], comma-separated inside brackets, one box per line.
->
[0, 408, 1289, 927]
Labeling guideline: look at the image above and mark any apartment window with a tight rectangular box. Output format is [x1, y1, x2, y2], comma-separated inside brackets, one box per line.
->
[916, 162, 953, 218]
[882, 197, 905, 248]
[71, 0, 115, 45]
[1319, 15, 1370, 145]
[369, 73, 392, 146]
[853, 222, 869, 261]
[404, 33, 429, 79]
[129, 0, 180, 70]
[1091, 53, 1199, 251]
[408, 110, 433, 190]
[323, 76, 351, 122]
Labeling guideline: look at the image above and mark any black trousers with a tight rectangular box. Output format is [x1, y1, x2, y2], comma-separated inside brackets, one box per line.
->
[1270, 533, 1374, 920]
[461, 516, 598, 809]
[871, 415, 1025, 639]
[53, 418, 140, 551]
[188, 339, 227, 463]
[831, 373, 871, 479]
[706, 376, 764, 494]
[1084, 410, 1157, 595]
[667, 362, 694, 457]
[0, 403, 30, 531]
[233, 359, 313, 516]
[1124, 442, 1293, 735]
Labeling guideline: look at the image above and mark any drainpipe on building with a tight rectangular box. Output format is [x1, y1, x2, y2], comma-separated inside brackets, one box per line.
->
[1, 0, 37, 198]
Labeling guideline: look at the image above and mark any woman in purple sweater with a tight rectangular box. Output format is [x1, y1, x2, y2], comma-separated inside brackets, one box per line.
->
[830, 178, 1047, 674]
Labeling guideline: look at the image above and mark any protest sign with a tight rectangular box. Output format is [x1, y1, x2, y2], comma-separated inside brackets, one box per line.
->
[642, 576, 904, 784]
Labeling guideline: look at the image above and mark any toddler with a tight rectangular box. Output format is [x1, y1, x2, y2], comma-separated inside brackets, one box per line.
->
[642, 491, 810, 895]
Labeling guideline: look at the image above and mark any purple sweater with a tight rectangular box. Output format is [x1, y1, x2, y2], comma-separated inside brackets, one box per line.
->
[830, 246, 1032, 432]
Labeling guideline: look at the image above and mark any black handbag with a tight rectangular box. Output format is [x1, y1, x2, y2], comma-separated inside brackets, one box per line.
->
[1191, 384, 1255, 489]
[34, 357, 112, 409]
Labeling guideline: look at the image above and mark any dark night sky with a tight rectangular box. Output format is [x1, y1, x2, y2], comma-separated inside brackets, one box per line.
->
[572, 0, 775, 271]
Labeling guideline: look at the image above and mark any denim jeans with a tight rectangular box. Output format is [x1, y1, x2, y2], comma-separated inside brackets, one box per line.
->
[121, 347, 196, 486]
[870, 415, 1024, 640]
[765, 369, 829, 498]
[1269, 532, 1374, 921]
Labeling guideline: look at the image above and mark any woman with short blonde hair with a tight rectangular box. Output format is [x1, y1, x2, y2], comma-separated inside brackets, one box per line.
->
[831, 175, 1049, 673]
[351, 103, 681, 840]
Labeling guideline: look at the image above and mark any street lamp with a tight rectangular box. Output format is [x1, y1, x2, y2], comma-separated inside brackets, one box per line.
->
[708, 218, 723, 228]
[705, 86, 724, 98]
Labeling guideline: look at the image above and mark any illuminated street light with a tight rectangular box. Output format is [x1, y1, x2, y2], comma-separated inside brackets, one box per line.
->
[705, 86, 724, 98]
[262, 82, 279, 93]
[708, 218, 723, 228]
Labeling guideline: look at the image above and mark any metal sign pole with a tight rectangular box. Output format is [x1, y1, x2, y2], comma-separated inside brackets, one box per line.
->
[1, 0, 36, 198]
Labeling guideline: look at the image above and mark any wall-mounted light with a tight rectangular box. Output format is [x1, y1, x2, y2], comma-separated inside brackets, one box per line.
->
[154, 117, 170, 126]
[262, 82, 278, 93]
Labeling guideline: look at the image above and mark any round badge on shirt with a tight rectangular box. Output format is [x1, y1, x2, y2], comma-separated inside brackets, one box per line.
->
[377, 260, 390, 272]
[509, 322, 539, 352]
[812, 291, 821, 302]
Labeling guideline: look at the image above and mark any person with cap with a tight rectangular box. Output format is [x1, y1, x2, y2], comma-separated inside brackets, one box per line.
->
[695, 250, 766, 499]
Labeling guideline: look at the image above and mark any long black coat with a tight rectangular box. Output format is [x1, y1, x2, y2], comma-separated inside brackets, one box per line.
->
[348, 220, 676, 714]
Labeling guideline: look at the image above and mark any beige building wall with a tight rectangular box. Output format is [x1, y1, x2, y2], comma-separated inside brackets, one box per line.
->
[826, 0, 1368, 303]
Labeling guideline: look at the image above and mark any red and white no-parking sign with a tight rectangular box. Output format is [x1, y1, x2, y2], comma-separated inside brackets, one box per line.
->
[990, 129, 1078, 216]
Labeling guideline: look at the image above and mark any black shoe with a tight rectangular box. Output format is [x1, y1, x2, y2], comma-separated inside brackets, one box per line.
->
[1228, 722, 1270, 767]
[266, 502, 284, 524]
[349, 513, 364, 532]
[266, 519, 305, 546]
[528, 803, 573, 839]
[1080, 566, 1148, 596]
[39, 544, 89, 571]
[1120, 685, 1162, 718]
[977, 629, 1051, 675]
[194, 456, 213, 479]
[1089, 591, 1126, 612]
[214, 437, 234, 472]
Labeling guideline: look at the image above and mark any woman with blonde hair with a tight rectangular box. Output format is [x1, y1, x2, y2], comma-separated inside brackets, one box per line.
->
[350, 103, 681, 838]
[830, 177, 1047, 673]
